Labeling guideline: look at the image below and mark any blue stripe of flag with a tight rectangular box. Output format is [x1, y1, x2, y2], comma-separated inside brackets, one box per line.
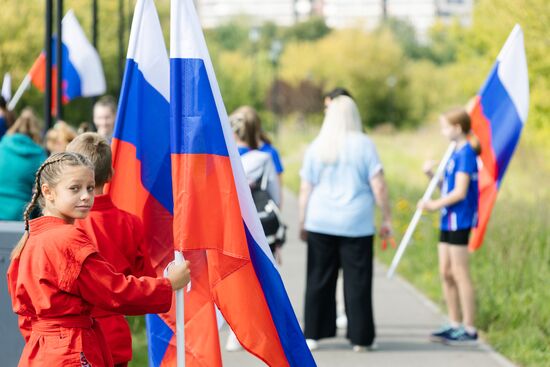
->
[114, 59, 173, 214]
[170, 58, 229, 157]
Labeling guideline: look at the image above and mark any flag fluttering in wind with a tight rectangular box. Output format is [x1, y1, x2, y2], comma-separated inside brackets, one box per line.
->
[105, 1, 177, 365]
[468, 24, 529, 251]
[169, 0, 316, 366]
[28, 9, 105, 110]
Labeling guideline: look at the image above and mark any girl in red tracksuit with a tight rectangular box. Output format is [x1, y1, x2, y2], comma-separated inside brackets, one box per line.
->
[7, 152, 190, 367]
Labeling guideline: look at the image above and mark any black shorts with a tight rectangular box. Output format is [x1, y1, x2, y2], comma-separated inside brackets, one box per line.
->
[439, 229, 471, 246]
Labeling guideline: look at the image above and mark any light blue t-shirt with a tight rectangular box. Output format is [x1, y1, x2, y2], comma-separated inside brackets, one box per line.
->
[300, 132, 383, 237]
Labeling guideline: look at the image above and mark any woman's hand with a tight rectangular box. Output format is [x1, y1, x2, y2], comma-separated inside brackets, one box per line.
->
[167, 260, 191, 291]
[299, 224, 308, 242]
[300, 229, 308, 242]
[379, 219, 392, 239]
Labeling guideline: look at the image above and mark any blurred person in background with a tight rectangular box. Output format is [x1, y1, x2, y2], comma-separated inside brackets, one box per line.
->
[225, 106, 282, 352]
[78, 121, 93, 135]
[299, 95, 392, 352]
[0, 108, 47, 220]
[232, 105, 285, 205]
[0, 96, 16, 139]
[93, 95, 117, 143]
[45, 120, 77, 154]
[324, 87, 352, 110]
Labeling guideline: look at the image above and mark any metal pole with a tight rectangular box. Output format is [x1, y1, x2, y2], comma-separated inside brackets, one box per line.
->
[118, 0, 125, 86]
[174, 251, 185, 367]
[91, 0, 99, 124]
[56, 0, 63, 121]
[92, 0, 98, 48]
[387, 141, 457, 278]
[45, 0, 53, 129]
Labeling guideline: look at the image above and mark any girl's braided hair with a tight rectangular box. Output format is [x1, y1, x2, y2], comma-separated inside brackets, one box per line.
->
[11, 152, 93, 259]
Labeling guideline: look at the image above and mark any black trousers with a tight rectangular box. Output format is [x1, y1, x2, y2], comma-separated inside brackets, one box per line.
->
[304, 231, 375, 346]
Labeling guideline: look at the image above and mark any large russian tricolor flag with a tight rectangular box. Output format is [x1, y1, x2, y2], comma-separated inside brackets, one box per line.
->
[106, 1, 177, 366]
[170, 0, 315, 366]
[469, 24, 529, 251]
[28, 10, 106, 109]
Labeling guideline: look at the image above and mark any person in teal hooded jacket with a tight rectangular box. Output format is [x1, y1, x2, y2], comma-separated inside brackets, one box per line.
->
[0, 108, 47, 220]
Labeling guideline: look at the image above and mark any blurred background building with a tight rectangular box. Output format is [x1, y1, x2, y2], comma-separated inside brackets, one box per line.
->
[196, 0, 473, 38]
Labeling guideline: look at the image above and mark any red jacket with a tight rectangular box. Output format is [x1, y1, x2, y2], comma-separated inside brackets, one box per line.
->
[7, 216, 172, 367]
[75, 194, 157, 364]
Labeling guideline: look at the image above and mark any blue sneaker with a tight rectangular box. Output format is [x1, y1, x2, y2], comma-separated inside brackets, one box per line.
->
[430, 325, 457, 343]
[444, 328, 478, 346]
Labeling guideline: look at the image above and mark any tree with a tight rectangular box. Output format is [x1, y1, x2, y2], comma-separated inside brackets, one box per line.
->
[279, 28, 426, 127]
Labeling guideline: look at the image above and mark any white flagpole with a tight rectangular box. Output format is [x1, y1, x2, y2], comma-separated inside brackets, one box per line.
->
[2, 73, 12, 102]
[387, 141, 457, 278]
[174, 250, 185, 367]
[7, 74, 31, 111]
[170, 0, 186, 364]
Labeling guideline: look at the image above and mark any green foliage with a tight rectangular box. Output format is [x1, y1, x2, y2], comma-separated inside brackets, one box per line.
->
[128, 316, 148, 366]
[204, 19, 251, 52]
[279, 29, 429, 127]
[380, 17, 463, 65]
[424, 21, 463, 65]
[380, 18, 429, 61]
[283, 16, 331, 42]
[0, 2, 46, 120]
[0, 0, 146, 125]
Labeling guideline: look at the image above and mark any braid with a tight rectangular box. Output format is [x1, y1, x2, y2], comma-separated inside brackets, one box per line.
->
[22, 158, 57, 230]
[11, 153, 92, 259]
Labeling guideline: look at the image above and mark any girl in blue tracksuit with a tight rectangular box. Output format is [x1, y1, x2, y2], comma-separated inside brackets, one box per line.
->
[419, 106, 480, 345]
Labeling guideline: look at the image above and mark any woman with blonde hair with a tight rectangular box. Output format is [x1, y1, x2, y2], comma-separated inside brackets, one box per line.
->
[299, 95, 392, 351]
[0, 108, 47, 220]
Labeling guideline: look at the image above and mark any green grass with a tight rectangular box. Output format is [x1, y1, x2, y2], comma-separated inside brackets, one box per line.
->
[128, 316, 148, 367]
[276, 122, 550, 367]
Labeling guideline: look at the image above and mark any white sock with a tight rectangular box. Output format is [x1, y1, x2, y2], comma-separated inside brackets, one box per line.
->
[464, 325, 477, 334]
[449, 320, 460, 329]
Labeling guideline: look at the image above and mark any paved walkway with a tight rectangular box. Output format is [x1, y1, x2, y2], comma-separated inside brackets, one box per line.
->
[220, 190, 516, 366]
